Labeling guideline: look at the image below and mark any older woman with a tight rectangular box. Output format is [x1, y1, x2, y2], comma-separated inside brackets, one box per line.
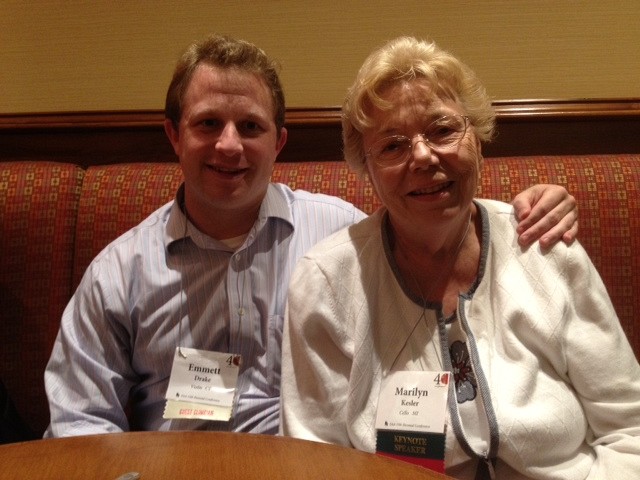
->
[280, 37, 640, 479]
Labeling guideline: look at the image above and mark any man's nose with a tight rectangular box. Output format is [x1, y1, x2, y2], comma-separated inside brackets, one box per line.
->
[216, 124, 243, 155]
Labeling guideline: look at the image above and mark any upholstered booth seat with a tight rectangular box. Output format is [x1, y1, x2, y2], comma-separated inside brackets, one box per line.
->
[1, 154, 639, 437]
[0, 162, 84, 436]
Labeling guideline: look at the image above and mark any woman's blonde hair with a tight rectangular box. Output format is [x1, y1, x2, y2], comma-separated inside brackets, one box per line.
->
[342, 36, 495, 175]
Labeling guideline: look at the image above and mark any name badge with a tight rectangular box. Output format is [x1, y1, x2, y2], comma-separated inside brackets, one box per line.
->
[163, 347, 241, 422]
[375, 371, 449, 473]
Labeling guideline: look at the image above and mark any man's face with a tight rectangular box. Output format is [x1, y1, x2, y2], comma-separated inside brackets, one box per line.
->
[165, 64, 287, 237]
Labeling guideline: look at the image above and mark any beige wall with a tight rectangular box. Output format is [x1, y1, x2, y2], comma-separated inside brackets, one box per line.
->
[1, 0, 639, 114]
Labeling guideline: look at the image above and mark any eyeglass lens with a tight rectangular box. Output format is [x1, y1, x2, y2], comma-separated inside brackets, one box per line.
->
[368, 115, 467, 166]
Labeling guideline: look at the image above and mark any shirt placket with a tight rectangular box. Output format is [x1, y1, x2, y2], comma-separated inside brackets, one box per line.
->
[228, 250, 250, 356]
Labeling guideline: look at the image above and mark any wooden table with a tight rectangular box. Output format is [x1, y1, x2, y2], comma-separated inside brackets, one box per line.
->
[0, 431, 453, 479]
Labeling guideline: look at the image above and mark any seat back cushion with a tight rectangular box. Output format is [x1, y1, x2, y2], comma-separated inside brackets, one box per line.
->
[0, 161, 85, 435]
[73, 163, 184, 287]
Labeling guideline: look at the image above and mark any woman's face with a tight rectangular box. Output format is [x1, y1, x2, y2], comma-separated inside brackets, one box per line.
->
[362, 79, 482, 236]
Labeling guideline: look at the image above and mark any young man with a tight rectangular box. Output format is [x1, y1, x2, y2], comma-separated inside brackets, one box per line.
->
[44, 34, 577, 437]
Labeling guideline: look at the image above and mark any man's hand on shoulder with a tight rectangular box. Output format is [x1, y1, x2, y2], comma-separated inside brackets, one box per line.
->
[512, 184, 578, 249]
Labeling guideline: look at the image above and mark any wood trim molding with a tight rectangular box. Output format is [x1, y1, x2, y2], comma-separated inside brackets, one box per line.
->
[492, 98, 640, 119]
[1, 99, 639, 166]
[2, 99, 639, 129]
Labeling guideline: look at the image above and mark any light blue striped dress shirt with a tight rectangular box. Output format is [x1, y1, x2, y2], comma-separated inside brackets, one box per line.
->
[44, 183, 366, 437]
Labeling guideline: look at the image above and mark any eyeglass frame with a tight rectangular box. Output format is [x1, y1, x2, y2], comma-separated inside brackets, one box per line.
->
[364, 114, 470, 168]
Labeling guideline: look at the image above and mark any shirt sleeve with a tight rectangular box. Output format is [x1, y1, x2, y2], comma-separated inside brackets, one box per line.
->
[44, 257, 134, 437]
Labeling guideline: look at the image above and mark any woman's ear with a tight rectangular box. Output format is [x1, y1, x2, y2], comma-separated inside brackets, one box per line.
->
[476, 136, 484, 169]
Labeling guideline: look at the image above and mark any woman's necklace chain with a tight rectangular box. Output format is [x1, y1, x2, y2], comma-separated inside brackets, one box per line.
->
[394, 212, 473, 371]
[402, 211, 473, 305]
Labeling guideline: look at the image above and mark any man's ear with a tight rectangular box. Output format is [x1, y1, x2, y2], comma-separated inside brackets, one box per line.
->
[276, 127, 288, 156]
[164, 118, 180, 155]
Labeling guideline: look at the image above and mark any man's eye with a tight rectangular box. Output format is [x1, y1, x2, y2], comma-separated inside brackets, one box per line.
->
[241, 121, 264, 135]
[201, 119, 219, 128]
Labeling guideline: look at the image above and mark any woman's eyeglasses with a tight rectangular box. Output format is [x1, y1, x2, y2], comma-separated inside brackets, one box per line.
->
[365, 115, 469, 167]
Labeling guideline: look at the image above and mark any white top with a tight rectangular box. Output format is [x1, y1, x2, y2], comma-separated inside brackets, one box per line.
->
[281, 199, 640, 480]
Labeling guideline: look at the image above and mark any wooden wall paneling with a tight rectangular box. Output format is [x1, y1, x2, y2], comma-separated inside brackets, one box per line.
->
[1, 100, 639, 168]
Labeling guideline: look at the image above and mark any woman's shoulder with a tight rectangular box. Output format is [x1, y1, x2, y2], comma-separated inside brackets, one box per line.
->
[476, 198, 591, 274]
[475, 197, 514, 218]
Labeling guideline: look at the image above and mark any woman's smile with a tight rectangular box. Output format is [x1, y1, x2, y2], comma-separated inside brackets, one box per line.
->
[407, 180, 454, 196]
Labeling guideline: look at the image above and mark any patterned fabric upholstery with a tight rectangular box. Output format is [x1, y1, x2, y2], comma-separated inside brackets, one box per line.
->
[0, 161, 84, 436]
[1, 155, 638, 438]
[72, 163, 184, 287]
[271, 161, 382, 214]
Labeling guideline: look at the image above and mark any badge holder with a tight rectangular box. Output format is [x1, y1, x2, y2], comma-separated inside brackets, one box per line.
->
[375, 371, 450, 473]
[163, 347, 241, 422]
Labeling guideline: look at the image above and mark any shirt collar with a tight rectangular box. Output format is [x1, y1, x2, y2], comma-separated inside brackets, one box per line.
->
[166, 183, 293, 253]
[258, 183, 294, 227]
[165, 184, 191, 252]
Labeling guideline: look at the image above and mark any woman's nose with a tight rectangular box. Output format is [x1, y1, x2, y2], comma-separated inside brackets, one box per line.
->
[409, 135, 438, 167]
